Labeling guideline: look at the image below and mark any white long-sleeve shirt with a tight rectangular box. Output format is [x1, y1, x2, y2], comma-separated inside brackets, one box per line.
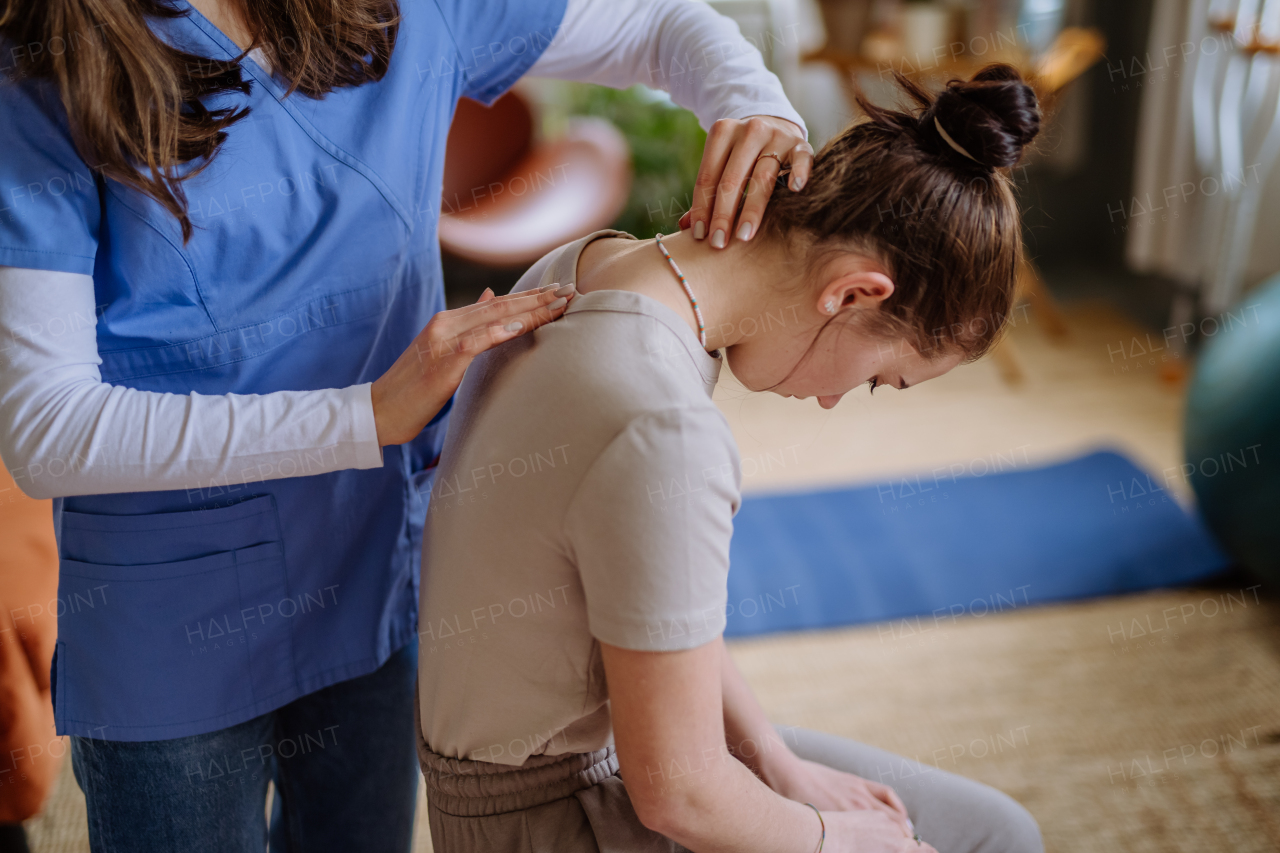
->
[0, 0, 805, 499]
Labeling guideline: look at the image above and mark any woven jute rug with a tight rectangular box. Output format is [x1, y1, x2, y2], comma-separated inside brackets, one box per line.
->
[728, 582, 1280, 853]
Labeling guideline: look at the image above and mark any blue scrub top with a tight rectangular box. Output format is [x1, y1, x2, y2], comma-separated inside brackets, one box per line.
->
[0, 0, 567, 741]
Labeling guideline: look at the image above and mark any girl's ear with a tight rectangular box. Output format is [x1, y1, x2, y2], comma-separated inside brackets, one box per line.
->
[819, 271, 895, 315]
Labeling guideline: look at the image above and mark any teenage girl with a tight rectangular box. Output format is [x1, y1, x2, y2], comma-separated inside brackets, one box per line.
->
[417, 65, 1046, 853]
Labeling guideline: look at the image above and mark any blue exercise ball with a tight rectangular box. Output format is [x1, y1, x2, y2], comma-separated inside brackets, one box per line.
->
[1183, 273, 1280, 584]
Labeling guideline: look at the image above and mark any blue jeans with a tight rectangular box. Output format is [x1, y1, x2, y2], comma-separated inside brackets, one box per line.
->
[71, 641, 419, 853]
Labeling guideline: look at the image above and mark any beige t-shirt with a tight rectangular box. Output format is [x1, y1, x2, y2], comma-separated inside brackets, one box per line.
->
[417, 230, 742, 766]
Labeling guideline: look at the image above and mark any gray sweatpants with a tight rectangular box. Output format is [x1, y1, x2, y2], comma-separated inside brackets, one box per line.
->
[781, 726, 1044, 853]
[417, 724, 1043, 853]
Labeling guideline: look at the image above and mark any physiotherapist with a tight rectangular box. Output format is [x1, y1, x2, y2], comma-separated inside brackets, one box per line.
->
[0, 0, 811, 849]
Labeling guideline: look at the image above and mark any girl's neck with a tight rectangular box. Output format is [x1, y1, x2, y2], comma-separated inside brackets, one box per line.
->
[576, 229, 798, 352]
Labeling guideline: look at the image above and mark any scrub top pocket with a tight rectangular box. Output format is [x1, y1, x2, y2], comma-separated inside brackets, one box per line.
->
[55, 495, 299, 740]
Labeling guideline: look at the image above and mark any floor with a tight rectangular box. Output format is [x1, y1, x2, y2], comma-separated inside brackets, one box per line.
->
[25, 296, 1280, 852]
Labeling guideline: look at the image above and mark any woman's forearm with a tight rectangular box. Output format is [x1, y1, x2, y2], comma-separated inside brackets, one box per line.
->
[527, 0, 806, 135]
[0, 267, 572, 499]
[0, 266, 382, 499]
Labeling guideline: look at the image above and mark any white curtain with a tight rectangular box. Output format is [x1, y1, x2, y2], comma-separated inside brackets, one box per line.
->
[1127, 0, 1280, 288]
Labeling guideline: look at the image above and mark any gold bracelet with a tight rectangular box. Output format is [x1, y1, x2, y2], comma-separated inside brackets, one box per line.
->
[804, 802, 825, 853]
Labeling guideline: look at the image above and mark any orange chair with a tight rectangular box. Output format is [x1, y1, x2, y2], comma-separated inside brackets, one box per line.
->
[438, 88, 632, 268]
[0, 465, 62, 841]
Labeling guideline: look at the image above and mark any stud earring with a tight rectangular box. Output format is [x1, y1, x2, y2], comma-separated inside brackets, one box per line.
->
[824, 300, 836, 314]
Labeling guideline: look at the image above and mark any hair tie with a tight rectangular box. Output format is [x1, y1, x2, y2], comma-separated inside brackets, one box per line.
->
[933, 116, 981, 164]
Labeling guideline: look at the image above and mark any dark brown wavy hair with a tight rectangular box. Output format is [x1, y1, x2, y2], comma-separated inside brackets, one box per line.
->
[761, 64, 1042, 362]
[0, 0, 399, 242]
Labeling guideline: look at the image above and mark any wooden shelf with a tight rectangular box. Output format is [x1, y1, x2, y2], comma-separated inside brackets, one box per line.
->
[802, 26, 1106, 102]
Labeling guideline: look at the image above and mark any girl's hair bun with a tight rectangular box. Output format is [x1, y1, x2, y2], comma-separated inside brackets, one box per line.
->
[932, 64, 1041, 169]
[760, 62, 1040, 363]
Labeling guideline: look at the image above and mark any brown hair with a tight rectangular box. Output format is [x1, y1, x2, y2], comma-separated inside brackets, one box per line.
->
[761, 64, 1041, 362]
[0, 0, 399, 242]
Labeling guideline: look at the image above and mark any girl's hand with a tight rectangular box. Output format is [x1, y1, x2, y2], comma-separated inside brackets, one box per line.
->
[370, 284, 575, 445]
[823, 810, 940, 853]
[677, 115, 813, 248]
[765, 755, 913, 838]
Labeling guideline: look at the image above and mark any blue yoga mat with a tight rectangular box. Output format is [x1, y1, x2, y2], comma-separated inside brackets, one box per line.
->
[724, 450, 1230, 637]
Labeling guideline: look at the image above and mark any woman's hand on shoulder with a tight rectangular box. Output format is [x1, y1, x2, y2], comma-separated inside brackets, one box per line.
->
[370, 284, 575, 446]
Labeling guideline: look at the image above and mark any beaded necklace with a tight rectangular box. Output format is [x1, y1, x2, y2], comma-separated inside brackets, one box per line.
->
[653, 233, 707, 348]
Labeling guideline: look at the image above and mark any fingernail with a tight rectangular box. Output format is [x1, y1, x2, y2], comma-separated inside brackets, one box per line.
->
[504, 320, 524, 333]
[540, 283, 558, 292]
[548, 297, 568, 310]
[710, 229, 726, 249]
[693, 221, 706, 240]
[554, 283, 576, 297]
[736, 221, 752, 242]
